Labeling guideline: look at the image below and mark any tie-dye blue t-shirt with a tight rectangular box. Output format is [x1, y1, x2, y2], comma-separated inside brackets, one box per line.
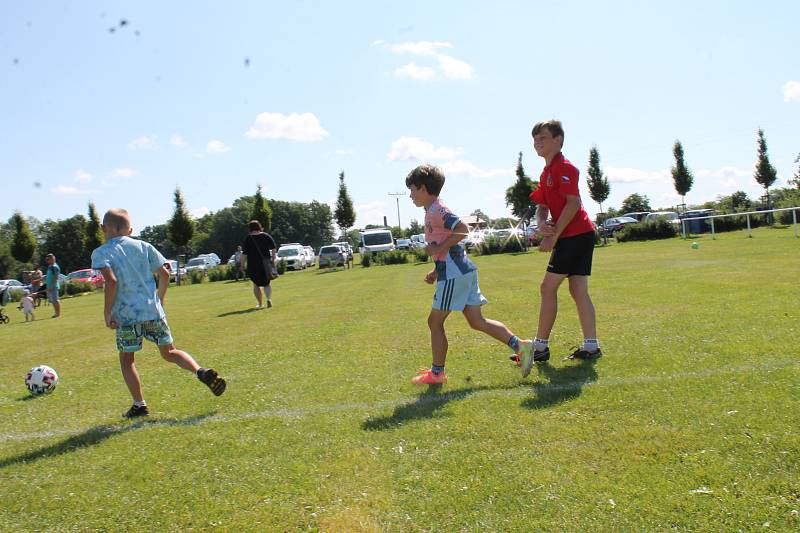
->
[91, 236, 167, 326]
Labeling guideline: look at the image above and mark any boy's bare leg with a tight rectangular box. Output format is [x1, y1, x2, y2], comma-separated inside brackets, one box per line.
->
[428, 309, 451, 366]
[568, 275, 597, 339]
[462, 305, 515, 344]
[536, 272, 567, 340]
[264, 285, 272, 305]
[157, 344, 201, 373]
[119, 352, 144, 403]
[252, 283, 263, 307]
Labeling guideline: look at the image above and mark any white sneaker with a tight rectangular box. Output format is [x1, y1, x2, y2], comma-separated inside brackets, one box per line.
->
[518, 339, 536, 378]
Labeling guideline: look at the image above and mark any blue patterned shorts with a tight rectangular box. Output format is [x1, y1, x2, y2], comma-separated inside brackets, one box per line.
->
[116, 318, 174, 352]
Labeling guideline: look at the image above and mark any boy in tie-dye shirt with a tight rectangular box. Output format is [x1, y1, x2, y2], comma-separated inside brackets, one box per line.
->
[405, 164, 533, 385]
[92, 208, 227, 419]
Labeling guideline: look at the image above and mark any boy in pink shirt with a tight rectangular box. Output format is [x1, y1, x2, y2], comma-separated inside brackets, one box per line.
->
[406, 164, 533, 384]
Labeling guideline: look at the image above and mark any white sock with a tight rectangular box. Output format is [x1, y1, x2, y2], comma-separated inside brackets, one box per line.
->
[134, 400, 147, 407]
[534, 338, 549, 352]
[582, 339, 599, 352]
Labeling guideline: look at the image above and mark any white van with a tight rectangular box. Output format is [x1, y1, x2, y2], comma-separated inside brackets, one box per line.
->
[359, 229, 395, 255]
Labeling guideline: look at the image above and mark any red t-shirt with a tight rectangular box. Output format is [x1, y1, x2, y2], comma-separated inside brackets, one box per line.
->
[530, 152, 595, 238]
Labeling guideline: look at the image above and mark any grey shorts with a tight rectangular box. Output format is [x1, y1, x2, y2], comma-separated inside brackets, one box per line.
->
[46, 287, 59, 304]
[116, 318, 174, 353]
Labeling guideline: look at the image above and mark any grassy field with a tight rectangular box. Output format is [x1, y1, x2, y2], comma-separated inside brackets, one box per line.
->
[1, 227, 798, 532]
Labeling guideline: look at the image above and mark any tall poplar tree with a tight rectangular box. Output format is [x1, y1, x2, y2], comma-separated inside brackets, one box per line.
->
[671, 140, 694, 212]
[10, 211, 36, 264]
[586, 146, 610, 219]
[85, 202, 104, 256]
[251, 185, 273, 231]
[168, 188, 195, 261]
[504, 152, 535, 218]
[753, 129, 778, 211]
[334, 171, 356, 238]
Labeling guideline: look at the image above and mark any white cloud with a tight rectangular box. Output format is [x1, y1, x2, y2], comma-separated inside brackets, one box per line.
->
[783, 80, 800, 102]
[207, 140, 231, 153]
[437, 55, 474, 80]
[191, 207, 210, 218]
[390, 41, 453, 55]
[440, 160, 509, 179]
[74, 169, 92, 184]
[109, 167, 137, 179]
[379, 40, 474, 82]
[51, 185, 98, 195]
[355, 201, 390, 227]
[128, 135, 156, 150]
[394, 62, 438, 81]
[387, 136, 463, 161]
[245, 112, 329, 141]
[605, 167, 671, 184]
[170, 135, 188, 148]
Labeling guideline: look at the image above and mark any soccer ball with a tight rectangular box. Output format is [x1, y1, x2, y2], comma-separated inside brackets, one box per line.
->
[25, 365, 59, 395]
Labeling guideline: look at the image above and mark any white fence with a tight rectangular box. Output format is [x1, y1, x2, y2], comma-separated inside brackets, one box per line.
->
[680, 206, 800, 240]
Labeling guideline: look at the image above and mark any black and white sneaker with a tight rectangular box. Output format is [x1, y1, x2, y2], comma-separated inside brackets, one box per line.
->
[568, 348, 603, 361]
[197, 367, 227, 396]
[123, 404, 149, 418]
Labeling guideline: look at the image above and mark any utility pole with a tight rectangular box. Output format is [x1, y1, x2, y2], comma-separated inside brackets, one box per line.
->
[388, 192, 405, 231]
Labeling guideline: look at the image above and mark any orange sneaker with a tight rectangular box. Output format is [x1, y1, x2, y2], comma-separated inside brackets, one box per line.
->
[411, 367, 448, 385]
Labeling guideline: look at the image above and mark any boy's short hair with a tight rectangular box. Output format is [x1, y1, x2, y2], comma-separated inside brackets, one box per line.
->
[532, 120, 565, 146]
[405, 164, 446, 196]
[102, 208, 132, 233]
[248, 220, 263, 232]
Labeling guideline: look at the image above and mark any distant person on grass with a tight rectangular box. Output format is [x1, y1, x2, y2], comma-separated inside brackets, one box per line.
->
[241, 220, 277, 309]
[234, 245, 245, 281]
[20, 290, 35, 322]
[44, 253, 61, 318]
[518, 119, 601, 377]
[405, 164, 534, 384]
[92, 208, 226, 419]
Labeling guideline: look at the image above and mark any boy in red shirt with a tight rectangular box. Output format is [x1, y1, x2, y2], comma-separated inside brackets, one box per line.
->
[518, 120, 601, 376]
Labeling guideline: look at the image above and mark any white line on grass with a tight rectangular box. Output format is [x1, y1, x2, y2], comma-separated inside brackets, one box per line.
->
[1, 359, 795, 444]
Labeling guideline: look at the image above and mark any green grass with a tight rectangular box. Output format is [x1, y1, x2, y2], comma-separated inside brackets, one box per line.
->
[1, 227, 798, 531]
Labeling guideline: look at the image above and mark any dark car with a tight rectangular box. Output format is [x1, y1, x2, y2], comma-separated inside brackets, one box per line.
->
[620, 211, 651, 222]
[601, 216, 639, 236]
[318, 245, 346, 268]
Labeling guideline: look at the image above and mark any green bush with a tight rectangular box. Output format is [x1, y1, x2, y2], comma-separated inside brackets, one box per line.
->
[375, 250, 409, 265]
[65, 281, 94, 295]
[187, 269, 206, 284]
[473, 236, 524, 256]
[361, 253, 371, 267]
[208, 265, 235, 282]
[276, 260, 286, 275]
[615, 220, 677, 242]
[411, 248, 429, 263]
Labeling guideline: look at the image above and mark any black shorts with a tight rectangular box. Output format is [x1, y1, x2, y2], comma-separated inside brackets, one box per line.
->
[547, 231, 595, 276]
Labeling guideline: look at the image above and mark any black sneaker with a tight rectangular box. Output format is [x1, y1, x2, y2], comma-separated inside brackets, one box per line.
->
[568, 348, 602, 361]
[533, 348, 551, 362]
[123, 404, 149, 418]
[197, 368, 227, 396]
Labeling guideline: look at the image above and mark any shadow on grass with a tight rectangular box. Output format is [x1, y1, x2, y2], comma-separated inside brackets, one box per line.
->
[217, 308, 260, 317]
[362, 383, 518, 431]
[521, 360, 598, 410]
[315, 267, 346, 275]
[0, 412, 215, 469]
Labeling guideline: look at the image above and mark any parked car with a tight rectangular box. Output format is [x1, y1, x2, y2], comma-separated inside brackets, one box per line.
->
[396, 238, 412, 250]
[601, 216, 639, 236]
[303, 246, 316, 268]
[620, 211, 651, 222]
[198, 253, 221, 266]
[644, 211, 681, 228]
[185, 256, 216, 273]
[65, 269, 105, 289]
[0, 279, 26, 296]
[332, 242, 354, 261]
[359, 228, 395, 254]
[318, 245, 346, 268]
[276, 244, 307, 270]
[165, 260, 186, 282]
[410, 234, 426, 249]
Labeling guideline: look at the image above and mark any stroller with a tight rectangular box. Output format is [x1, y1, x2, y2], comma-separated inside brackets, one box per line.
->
[0, 286, 10, 324]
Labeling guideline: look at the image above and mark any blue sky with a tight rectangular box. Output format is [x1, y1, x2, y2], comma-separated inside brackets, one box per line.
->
[2, 1, 798, 233]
